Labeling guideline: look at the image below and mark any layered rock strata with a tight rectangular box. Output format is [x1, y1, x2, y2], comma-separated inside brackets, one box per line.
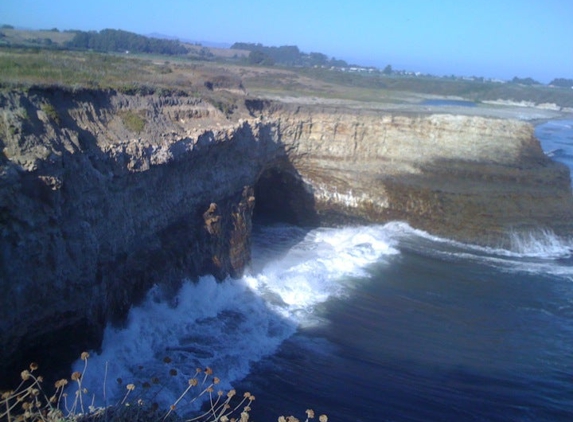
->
[1, 88, 572, 380]
[265, 106, 573, 243]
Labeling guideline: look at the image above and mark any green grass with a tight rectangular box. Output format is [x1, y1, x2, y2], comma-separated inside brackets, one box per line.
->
[41, 103, 60, 125]
[296, 67, 573, 107]
[2, 46, 571, 108]
[119, 110, 147, 133]
[0, 48, 200, 94]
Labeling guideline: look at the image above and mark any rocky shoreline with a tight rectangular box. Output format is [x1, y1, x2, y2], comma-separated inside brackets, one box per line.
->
[1, 87, 572, 382]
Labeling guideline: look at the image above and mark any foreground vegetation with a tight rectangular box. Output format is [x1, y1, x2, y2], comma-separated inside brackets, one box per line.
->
[1, 353, 327, 422]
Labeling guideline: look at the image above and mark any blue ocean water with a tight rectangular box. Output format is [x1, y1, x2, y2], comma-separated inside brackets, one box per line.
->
[72, 120, 573, 421]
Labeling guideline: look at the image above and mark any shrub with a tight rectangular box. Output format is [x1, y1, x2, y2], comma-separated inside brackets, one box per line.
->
[119, 110, 146, 134]
[41, 102, 60, 125]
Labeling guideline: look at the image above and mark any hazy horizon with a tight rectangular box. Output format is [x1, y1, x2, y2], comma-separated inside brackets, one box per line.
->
[1, 0, 571, 83]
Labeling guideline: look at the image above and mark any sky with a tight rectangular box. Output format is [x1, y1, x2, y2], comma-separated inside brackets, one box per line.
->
[1, 0, 571, 83]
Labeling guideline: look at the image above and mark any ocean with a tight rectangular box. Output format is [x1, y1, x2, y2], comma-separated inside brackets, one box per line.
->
[72, 119, 573, 421]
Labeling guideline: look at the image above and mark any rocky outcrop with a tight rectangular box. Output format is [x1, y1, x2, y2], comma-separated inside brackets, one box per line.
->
[1, 88, 572, 381]
[264, 106, 573, 244]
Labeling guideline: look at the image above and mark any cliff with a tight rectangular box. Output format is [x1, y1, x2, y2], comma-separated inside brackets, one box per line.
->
[1, 88, 572, 380]
[265, 105, 573, 243]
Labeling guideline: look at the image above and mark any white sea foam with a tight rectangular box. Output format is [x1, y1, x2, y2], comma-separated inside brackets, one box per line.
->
[382, 221, 573, 260]
[69, 224, 399, 413]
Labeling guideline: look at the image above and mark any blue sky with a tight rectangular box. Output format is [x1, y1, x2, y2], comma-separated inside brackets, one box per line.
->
[1, 0, 571, 82]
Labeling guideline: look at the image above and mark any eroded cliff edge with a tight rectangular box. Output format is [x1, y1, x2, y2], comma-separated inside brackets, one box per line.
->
[1, 88, 572, 379]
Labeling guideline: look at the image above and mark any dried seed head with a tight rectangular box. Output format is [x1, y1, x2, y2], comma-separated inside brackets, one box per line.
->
[240, 411, 249, 422]
[21, 402, 31, 411]
[244, 406, 251, 412]
[80, 352, 89, 361]
[205, 367, 213, 375]
[306, 409, 315, 419]
[1, 391, 13, 399]
[71, 372, 82, 381]
[278, 417, 286, 422]
[213, 376, 220, 384]
[220, 416, 229, 422]
[227, 389, 236, 398]
[37, 376, 43, 383]
[29, 362, 39, 371]
[127, 384, 135, 391]
[189, 378, 198, 387]
[20, 370, 30, 381]
[218, 390, 224, 396]
[243, 392, 251, 398]
[206, 387, 214, 393]
[248, 395, 255, 401]
[319, 415, 328, 422]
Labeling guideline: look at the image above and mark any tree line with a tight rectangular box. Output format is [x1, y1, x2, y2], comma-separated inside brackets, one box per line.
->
[549, 78, 573, 88]
[65, 29, 188, 55]
[230, 42, 348, 67]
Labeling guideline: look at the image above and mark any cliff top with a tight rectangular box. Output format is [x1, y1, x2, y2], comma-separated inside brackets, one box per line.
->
[0, 47, 572, 124]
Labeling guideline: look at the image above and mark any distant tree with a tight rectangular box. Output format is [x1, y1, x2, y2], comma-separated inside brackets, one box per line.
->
[511, 76, 540, 86]
[66, 29, 188, 55]
[1, 24, 14, 29]
[232, 42, 346, 67]
[309, 52, 328, 66]
[329, 57, 348, 67]
[383, 64, 393, 75]
[248, 50, 274, 66]
[549, 78, 573, 88]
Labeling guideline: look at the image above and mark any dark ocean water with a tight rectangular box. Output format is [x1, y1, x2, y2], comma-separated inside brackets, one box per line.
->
[73, 120, 573, 421]
[239, 227, 573, 421]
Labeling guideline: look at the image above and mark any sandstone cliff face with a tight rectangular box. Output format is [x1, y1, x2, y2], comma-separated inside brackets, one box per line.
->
[266, 105, 573, 243]
[1, 88, 572, 380]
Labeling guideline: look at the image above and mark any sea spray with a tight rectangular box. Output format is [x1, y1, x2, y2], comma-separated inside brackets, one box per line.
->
[68, 224, 400, 414]
[508, 228, 573, 258]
